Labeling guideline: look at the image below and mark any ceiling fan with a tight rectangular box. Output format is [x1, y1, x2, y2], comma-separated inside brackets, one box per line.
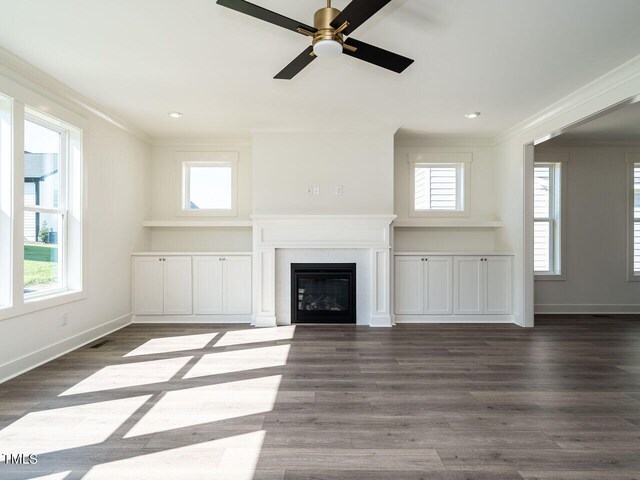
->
[216, 0, 415, 79]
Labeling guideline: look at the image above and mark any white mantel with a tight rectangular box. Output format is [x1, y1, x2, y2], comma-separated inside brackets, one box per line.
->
[251, 215, 396, 328]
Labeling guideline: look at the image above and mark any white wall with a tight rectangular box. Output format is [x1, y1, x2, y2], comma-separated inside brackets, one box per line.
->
[0, 68, 151, 381]
[535, 144, 640, 313]
[148, 139, 253, 252]
[252, 130, 395, 215]
[394, 141, 500, 252]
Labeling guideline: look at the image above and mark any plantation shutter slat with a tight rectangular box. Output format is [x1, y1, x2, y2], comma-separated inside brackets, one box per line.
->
[414, 166, 458, 211]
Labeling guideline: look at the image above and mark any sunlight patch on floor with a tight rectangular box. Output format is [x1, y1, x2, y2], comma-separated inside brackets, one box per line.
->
[26, 471, 71, 480]
[215, 326, 296, 347]
[183, 344, 290, 379]
[0, 396, 150, 455]
[60, 357, 193, 396]
[124, 376, 282, 438]
[124, 333, 218, 357]
[82, 430, 265, 480]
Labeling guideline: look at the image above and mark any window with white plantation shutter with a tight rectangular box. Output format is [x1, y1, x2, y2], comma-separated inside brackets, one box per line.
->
[413, 164, 462, 212]
[534, 163, 562, 275]
[633, 164, 640, 275]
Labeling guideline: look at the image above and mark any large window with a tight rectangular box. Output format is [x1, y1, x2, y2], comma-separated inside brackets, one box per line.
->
[179, 152, 238, 216]
[24, 117, 66, 296]
[0, 91, 83, 318]
[534, 162, 563, 276]
[630, 161, 640, 279]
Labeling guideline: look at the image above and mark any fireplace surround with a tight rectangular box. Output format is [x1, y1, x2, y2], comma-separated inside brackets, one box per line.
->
[251, 215, 395, 327]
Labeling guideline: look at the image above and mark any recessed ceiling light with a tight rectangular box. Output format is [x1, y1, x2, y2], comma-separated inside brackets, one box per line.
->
[464, 112, 481, 119]
[168, 111, 183, 119]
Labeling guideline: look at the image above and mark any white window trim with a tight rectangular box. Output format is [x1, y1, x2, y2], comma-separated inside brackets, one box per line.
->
[176, 152, 238, 217]
[408, 152, 472, 218]
[0, 95, 85, 322]
[534, 160, 567, 280]
[627, 154, 640, 282]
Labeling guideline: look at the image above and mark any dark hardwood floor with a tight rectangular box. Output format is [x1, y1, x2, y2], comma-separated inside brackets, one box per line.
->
[1, 316, 640, 479]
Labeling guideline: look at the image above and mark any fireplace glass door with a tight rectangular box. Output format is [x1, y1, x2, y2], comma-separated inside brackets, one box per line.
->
[291, 264, 356, 324]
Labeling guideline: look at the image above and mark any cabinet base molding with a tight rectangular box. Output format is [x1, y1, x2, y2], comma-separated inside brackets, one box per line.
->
[395, 314, 515, 324]
[252, 315, 278, 328]
[132, 314, 252, 324]
[370, 315, 394, 327]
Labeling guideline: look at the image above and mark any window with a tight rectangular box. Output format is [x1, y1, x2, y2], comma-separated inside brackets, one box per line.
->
[24, 117, 67, 296]
[414, 164, 461, 211]
[179, 152, 238, 216]
[409, 155, 471, 217]
[534, 162, 562, 276]
[0, 93, 11, 308]
[630, 161, 640, 279]
[0, 92, 83, 318]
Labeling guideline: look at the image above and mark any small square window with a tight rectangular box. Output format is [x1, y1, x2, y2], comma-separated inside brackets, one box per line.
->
[409, 160, 469, 217]
[182, 160, 236, 214]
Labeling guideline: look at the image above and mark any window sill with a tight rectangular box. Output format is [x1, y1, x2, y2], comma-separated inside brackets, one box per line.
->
[409, 210, 470, 218]
[535, 274, 566, 281]
[0, 290, 85, 321]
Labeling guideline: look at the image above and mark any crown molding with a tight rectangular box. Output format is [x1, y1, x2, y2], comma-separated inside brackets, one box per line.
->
[537, 139, 640, 149]
[495, 54, 640, 145]
[0, 46, 153, 144]
[250, 124, 401, 135]
[394, 135, 494, 148]
[153, 135, 252, 147]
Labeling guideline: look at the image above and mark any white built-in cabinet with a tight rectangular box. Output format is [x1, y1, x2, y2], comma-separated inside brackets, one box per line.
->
[133, 256, 192, 315]
[395, 256, 453, 315]
[395, 254, 512, 320]
[133, 253, 252, 317]
[193, 256, 252, 315]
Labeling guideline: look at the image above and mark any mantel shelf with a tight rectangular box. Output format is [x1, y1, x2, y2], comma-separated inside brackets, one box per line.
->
[393, 219, 503, 228]
[142, 220, 253, 228]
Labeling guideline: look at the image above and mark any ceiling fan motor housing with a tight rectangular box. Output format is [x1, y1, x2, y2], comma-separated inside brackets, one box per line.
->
[313, 7, 343, 47]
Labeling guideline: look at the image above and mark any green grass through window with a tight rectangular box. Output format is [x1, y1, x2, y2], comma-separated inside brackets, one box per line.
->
[24, 243, 58, 287]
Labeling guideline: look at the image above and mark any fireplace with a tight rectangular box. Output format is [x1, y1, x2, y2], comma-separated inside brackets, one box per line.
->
[291, 263, 356, 324]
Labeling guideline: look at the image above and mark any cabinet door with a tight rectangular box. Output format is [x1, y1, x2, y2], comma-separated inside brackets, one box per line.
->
[394, 256, 423, 315]
[424, 257, 453, 315]
[485, 256, 512, 314]
[223, 256, 252, 314]
[453, 257, 484, 315]
[193, 256, 224, 314]
[133, 257, 164, 315]
[163, 256, 193, 315]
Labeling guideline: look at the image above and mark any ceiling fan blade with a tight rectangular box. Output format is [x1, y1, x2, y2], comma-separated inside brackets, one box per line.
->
[330, 0, 392, 36]
[217, 0, 316, 36]
[343, 37, 413, 74]
[274, 46, 317, 80]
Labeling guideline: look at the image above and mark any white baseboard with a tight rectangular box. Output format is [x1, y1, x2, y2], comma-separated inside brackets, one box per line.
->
[395, 314, 515, 324]
[133, 314, 252, 324]
[370, 315, 393, 327]
[535, 304, 640, 314]
[0, 313, 132, 384]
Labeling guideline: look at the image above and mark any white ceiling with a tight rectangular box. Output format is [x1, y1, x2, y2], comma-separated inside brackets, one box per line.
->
[549, 100, 640, 143]
[1, 0, 640, 138]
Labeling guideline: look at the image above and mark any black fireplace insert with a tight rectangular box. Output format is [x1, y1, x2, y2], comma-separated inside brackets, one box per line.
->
[291, 263, 356, 324]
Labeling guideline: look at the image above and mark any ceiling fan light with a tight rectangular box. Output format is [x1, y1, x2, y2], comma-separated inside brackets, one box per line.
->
[313, 39, 343, 58]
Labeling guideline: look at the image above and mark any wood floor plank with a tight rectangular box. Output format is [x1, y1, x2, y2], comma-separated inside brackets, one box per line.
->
[0, 317, 639, 478]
